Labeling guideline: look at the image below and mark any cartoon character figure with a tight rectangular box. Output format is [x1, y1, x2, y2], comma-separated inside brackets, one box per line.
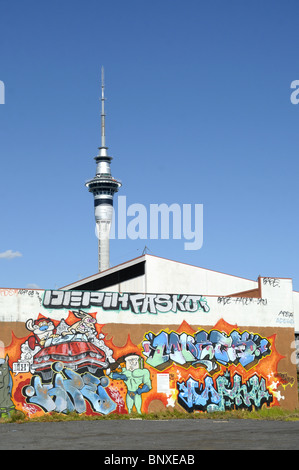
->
[26, 318, 57, 349]
[0, 355, 15, 417]
[20, 312, 111, 382]
[61, 310, 97, 340]
[109, 354, 152, 414]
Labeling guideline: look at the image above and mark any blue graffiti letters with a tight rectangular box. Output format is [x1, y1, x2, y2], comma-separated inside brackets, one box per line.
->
[177, 370, 273, 412]
[23, 361, 116, 415]
[142, 328, 271, 371]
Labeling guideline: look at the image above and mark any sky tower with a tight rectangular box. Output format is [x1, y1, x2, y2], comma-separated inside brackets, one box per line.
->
[85, 67, 122, 272]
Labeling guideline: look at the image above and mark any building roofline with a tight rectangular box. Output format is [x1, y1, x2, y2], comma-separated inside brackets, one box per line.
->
[60, 254, 147, 290]
[59, 253, 259, 290]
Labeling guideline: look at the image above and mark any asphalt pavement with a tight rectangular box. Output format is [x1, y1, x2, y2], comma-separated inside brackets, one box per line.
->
[0, 418, 298, 452]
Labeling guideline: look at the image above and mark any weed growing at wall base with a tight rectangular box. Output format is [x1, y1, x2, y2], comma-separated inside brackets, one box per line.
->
[2, 407, 299, 424]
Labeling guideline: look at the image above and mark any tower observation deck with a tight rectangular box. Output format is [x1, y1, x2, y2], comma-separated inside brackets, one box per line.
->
[85, 68, 122, 272]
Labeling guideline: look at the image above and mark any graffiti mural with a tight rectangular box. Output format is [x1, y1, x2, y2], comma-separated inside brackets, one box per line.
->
[7, 310, 153, 417]
[142, 328, 271, 372]
[0, 356, 15, 418]
[177, 370, 273, 412]
[17, 311, 115, 382]
[0, 288, 295, 417]
[23, 361, 116, 415]
[43, 290, 210, 315]
[109, 354, 152, 414]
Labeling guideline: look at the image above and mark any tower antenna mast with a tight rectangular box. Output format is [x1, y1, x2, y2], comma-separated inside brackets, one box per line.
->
[101, 66, 106, 149]
[85, 67, 122, 272]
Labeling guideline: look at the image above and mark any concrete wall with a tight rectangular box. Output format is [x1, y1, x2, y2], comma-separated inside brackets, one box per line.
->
[0, 278, 297, 418]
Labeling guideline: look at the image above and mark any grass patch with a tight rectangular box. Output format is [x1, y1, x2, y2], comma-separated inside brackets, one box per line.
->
[1, 406, 299, 424]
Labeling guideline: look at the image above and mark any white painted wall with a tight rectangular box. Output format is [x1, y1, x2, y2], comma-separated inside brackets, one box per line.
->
[0, 278, 295, 330]
[293, 291, 299, 333]
[144, 256, 258, 295]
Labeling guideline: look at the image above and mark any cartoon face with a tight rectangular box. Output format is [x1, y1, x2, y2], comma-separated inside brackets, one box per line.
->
[35, 320, 54, 332]
[125, 355, 141, 372]
[26, 318, 55, 338]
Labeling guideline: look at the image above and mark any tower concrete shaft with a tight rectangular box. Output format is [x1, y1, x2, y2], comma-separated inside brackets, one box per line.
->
[85, 68, 121, 272]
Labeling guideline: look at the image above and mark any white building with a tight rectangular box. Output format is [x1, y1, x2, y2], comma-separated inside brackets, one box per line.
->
[61, 253, 299, 335]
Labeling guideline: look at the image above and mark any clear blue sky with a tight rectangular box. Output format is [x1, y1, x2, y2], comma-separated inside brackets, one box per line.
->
[0, 0, 299, 291]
